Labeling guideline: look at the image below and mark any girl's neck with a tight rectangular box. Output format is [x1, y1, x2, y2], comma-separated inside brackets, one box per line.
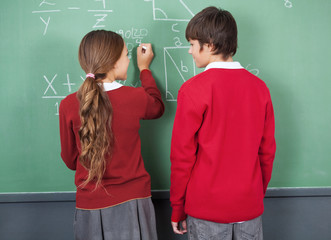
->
[102, 79, 115, 83]
[102, 71, 116, 83]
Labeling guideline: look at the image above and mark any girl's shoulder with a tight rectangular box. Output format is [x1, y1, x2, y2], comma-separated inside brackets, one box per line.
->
[110, 85, 147, 97]
[107, 86, 149, 109]
[60, 92, 79, 110]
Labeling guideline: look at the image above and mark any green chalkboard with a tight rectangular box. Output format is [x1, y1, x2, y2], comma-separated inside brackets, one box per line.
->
[1, 0, 331, 192]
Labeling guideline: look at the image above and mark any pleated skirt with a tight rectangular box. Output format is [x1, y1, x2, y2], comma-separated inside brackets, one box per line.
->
[74, 197, 158, 240]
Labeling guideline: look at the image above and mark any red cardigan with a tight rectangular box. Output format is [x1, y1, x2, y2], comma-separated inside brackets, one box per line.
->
[170, 64, 276, 223]
[59, 70, 164, 209]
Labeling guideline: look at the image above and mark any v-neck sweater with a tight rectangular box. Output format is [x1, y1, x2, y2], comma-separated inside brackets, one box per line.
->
[59, 70, 164, 209]
[170, 62, 276, 223]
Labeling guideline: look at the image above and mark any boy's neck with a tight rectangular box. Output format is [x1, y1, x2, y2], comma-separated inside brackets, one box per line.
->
[209, 55, 233, 64]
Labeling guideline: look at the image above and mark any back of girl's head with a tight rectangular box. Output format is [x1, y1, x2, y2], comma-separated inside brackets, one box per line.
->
[79, 30, 124, 81]
[77, 30, 124, 189]
[186, 6, 238, 60]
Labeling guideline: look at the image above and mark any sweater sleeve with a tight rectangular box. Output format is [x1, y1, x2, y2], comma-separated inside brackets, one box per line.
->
[259, 93, 276, 195]
[59, 100, 78, 171]
[170, 89, 205, 222]
[140, 69, 164, 119]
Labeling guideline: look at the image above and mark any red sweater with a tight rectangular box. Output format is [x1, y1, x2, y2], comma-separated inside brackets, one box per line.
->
[170, 62, 276, 223]
[59, 70, 164, 209]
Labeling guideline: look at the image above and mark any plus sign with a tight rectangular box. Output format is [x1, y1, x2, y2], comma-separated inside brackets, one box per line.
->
[63, 74, 76, 93]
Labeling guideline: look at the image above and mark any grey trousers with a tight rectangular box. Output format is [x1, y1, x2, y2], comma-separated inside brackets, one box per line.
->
[74, 198, 158, 240]
[187, 215, 263, 240]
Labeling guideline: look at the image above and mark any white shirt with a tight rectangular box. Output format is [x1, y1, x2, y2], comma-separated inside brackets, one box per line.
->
[205, 61, 244, 71]
[102, 81, 123, 91]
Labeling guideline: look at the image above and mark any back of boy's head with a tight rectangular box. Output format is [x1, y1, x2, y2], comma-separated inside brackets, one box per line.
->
[186, 6, 237, 60]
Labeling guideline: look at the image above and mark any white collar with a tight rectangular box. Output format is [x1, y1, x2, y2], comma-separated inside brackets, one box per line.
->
[102, 81, 123, 91]
[205, 61, 244, 71]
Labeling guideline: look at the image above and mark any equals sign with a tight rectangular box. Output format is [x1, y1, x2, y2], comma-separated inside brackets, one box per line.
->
[68, 7, 80, 10]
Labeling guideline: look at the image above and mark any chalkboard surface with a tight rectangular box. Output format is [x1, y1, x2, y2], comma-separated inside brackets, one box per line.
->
[1, 0, 331, 192]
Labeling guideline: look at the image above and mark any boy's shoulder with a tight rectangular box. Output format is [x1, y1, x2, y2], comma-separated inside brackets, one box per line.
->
[180, 67, 270, 97]
[180, 70, 211, 92]
[184, 68, 268, 87]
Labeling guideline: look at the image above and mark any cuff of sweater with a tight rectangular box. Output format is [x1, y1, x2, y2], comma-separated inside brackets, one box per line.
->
[171, 207, 187, 222]
[140, 69, 151, 78]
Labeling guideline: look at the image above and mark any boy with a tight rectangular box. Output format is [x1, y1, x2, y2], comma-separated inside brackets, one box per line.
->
[170, 7, 276, 240]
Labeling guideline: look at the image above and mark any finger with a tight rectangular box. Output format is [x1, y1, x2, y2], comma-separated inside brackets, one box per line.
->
[137, 45, 145, 54]
[141, 45, 147, 54]
[181, 220, 188, 233]
[171, 222, 184, 235]
[137, 46, 142, 55]
[140, 43, 153, 54]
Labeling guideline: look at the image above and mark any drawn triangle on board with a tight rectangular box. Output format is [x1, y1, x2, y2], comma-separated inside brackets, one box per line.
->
[164, 47, 196, 101]
[153, 0, 194, 21]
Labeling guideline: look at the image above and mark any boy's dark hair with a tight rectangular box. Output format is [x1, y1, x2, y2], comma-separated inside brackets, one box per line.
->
[186, 6, 238, 60]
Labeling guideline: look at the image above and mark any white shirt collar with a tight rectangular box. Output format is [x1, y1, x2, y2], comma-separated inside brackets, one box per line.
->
[205, 61, 244, 71]
[102, 81, 123, 91]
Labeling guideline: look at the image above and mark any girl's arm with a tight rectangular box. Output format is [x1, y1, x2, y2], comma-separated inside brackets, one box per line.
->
[59, 99, 78, 170]
[137, 44, 164, 119]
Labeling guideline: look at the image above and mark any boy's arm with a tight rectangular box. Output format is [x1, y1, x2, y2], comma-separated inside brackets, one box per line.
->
[170, 89, 204, 222]
[259, 95, 276, 194]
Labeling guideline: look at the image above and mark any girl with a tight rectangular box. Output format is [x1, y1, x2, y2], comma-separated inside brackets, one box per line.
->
[59, 30, 164, 240]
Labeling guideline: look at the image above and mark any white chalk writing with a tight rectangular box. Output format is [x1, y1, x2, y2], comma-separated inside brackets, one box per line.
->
[32, 0, 114, 35]
[150, 0, 194, 22]
[284, 0, 293, 8]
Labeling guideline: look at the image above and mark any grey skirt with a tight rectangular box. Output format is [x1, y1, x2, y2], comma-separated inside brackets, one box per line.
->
[74, 198, 158, 240]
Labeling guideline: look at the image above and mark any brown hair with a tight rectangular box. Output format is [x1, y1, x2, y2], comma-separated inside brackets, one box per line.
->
[186, 6, 238, 60]
[77, 30, 124, 188]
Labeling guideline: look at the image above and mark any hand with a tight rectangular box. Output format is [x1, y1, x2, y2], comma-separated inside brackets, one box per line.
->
[137, 43, 154, 71]
[171, 220, 187, 235]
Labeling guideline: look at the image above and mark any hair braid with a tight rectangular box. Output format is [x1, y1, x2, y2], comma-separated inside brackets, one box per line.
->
[77, 77, 113, 188]
[76, 30, 124, 189]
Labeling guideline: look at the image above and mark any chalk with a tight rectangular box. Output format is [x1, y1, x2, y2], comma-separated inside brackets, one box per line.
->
[142, 46, 147, 53]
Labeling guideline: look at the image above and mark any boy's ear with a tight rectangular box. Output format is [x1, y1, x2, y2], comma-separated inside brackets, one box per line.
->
[207, 43, 215, 53]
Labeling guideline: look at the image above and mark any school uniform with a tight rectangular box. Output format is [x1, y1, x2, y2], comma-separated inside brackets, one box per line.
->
[59, 69, 164, 240]
[170, 62, 276, 238]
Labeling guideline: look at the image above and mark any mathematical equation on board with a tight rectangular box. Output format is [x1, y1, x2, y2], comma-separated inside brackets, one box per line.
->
[116, 28, 148, 57]
[42, 73, 83, 115]
[32, 0, 114, 35]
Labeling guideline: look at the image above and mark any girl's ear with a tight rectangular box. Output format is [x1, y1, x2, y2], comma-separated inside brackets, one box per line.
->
[113, 61, 119, 69]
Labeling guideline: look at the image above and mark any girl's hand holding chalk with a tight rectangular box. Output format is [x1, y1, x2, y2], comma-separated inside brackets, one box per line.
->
[137, 43, 154, 71]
